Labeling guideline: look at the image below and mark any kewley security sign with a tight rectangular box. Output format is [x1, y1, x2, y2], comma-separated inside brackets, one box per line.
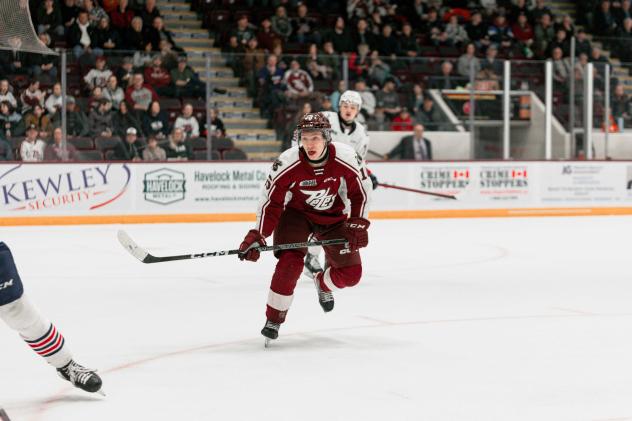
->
[0, 163, 131, 213]
[143, 168, 186, 205]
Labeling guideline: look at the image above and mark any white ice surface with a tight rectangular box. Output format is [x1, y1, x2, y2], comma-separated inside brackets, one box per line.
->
[1, 217, 632, 421]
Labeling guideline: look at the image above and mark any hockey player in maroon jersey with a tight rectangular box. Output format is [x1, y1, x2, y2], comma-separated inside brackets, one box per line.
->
[0, 242, 103, 393]
[237, 112, 373, 343]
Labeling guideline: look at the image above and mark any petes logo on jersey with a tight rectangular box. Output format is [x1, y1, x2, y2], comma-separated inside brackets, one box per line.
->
[300, 188, 336, 211]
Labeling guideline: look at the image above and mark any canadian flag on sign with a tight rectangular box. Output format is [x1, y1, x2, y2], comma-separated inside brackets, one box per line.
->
[512, 169, 527, 178]
[453, 170, 470, 179]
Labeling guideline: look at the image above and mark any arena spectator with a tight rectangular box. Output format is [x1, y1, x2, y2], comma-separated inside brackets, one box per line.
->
[487, 14, 514, 50]
[115, 56, 134, 90]
[93, 16, 120, 51]
[398, 22, 419, 57]
[368, 50, 392, 87]
[61, 0, 80, 32]
[405, 0, 427, 28]
[142, 100, 169, 139]
[44, 127, 78, 162]
[102, 75, 124, 110]
[353, 19, 376, 48]
[508, 0, 530, 24]
[207, 108, 226, 138]
[224, 35, 244, 78]
[415, 96, 442, 129]
[0, 137, 13, 160]
[445, 15, 469, 47]
[292, 3, 320, 45]
[142, 135, 166, 161]
[611, 84, 631, 129]
[375, 79, 401, 122]
[327, 17, 354, 53]
[20, 124, 46, 162]
[429, 61, 463, 90]
[67, 10, 102, 59]
[593, 0, 618, 37]
[330, 80, 346, 112]
[257, 54, 285, 118]
[0, 79, 18, 108]
[574, 52, 589, 94]
[138, 0, 161, 28]
[458, 43, 481, 77]
[165, 127, 193, 160]
[87, 86, 105, 112]
[232, 15, 257, 46]
[89, 98, 114, 138]
[110, 0, 134, 31]
[349, 43, 370, 81]
[44, 82, 62, 115]
[512, 12, 535, 58]
[0, 46, 29, 76]
[30, 33, 58, 81]
[534, 13, 555, 57]
[616, 0, 632, 26]
[170, 56, 205, 99]
[481, 45, 503, 77]
[125, 73, 159, 116]
[531, 0, 553, 25]
[387, 124, 432, 160]
[113, 127, 143, 161]
[51, 96, 89, 136]
[283, 59, 314, 100]
[426, 8, 448, 46]
[113, 100, 143, 138]
[125, 16, 152, 52]
[84, 56, 112, 91]
[407, 83, 425, 115]
[158, 40, 179, 70]
[556, 14, 575, 39]
[466, 11, 490, 49]
[375, 24, 399, 57]
[84, 0, 108, 27]
[355, 79, 375, 120]
[174, 103, 199, 138]
[20, 79, 45, 114]
[149, 16, 180, 52]
[0, 101, 24, 139]
[391, 108, 414, 131]
[271, 6, 292, 41]
[144, 55, 173, 97]
[37, 0, 64, 38]
[547, 29, 570, 58]
[256, 18, 278, 52]
[243, 38, 266, 96]
[319, 41, 341, 80]
[24, 104, 53, 140]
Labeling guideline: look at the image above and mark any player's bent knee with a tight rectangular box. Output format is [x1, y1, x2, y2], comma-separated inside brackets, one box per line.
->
[334, 264, 362, 288]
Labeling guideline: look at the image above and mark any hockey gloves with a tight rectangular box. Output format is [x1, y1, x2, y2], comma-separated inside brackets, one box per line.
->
[238, 229, 266, 262]
[343, 217, 371, 251]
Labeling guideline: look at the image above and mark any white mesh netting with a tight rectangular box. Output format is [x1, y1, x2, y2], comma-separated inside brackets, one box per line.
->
[0, 0, 57, 55]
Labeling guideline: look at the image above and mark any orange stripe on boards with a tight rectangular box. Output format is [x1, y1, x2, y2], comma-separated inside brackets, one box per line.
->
[2, 207, 632, 226]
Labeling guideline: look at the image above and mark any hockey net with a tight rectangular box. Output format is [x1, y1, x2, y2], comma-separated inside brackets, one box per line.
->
[0, 0, 56, 55]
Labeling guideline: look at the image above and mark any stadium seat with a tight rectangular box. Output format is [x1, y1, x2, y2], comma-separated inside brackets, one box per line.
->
[95, 136, 121, 151]
[194, 150, 221, 160]
[68, 136, 94, 150]
[222, 147, 247, 160]
[77, 150, 103, 161]
[211, 136, 234, 151]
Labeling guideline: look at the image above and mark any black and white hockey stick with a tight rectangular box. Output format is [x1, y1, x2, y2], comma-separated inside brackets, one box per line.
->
[378, 182, 457, 200]
[117, 230, 348, 264]
[0, 408, 11, 421]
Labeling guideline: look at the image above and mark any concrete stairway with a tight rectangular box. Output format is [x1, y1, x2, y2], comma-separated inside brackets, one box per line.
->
[156, 0, 282, 158]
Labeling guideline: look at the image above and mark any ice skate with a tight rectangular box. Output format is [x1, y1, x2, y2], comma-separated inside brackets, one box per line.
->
[303, 251, 323, 280]
[57, 360, 104, 394]
[261, 320, 280, 347]
[314, 272, 334, 313]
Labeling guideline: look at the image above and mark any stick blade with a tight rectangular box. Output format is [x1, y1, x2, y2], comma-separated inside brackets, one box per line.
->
[117, 230, 150, 263]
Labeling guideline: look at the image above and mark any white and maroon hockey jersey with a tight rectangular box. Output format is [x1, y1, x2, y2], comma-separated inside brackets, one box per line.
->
[256, 142, 372, 238]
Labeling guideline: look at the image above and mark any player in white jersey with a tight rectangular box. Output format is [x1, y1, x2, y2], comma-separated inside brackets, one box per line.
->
[302, 90, 379, 280]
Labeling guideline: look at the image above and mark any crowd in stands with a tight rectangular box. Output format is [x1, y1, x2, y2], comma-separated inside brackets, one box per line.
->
[1, 0, 632, 162]
[0, 0, 234, 162]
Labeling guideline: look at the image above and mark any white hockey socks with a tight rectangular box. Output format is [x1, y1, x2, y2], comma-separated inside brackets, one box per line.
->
[0, 295, 72, 369]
